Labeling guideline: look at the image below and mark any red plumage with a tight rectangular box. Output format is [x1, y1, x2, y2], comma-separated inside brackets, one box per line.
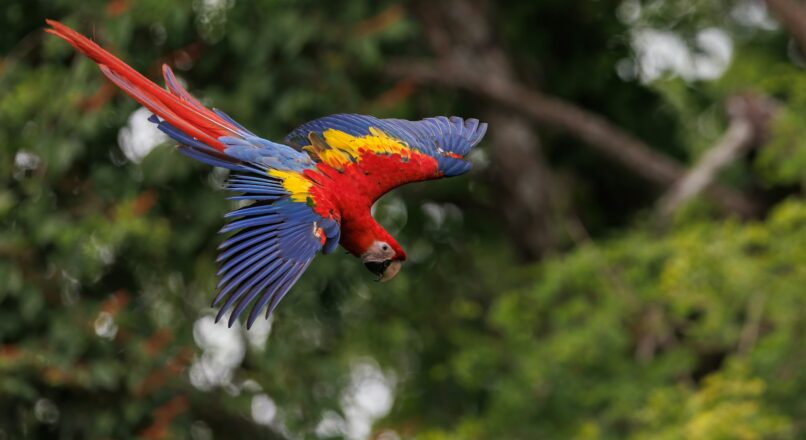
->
[45, 19, 235, 152]
[306, 150, 440, 259]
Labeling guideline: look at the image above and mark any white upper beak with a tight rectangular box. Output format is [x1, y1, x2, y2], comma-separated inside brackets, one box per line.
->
[379, 260, 402, 282]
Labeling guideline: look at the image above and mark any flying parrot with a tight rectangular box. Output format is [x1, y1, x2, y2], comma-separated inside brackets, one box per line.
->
[46, 20, 487, 328]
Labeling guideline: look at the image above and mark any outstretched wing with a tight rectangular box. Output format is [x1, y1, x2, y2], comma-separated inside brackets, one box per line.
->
[46, 20, 339, 327]
[285, 114, 487, 199]
[187, 154, 340, 328]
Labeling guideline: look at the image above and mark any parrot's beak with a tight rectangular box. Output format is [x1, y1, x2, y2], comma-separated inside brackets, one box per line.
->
[379, 260, 402, 282]
[363, 259, 403, 282]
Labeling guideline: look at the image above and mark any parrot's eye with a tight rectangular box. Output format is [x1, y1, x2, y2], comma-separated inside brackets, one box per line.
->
[364, 259, 392, 277]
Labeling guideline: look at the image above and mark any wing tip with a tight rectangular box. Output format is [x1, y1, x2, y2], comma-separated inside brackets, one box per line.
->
[473, 121, 489, 146]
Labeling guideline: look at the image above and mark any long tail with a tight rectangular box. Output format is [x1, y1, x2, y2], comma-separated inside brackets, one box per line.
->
[45, 19, 236, 152]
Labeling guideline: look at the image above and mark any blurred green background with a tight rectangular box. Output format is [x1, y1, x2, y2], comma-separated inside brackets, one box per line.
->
[2, 0, 805, 438]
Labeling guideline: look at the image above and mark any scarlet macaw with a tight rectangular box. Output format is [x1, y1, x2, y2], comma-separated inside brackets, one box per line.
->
[46, 20, 487, 328]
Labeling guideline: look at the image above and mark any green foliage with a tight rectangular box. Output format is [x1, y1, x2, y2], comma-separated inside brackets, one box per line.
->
[1, 0, 805, 439]
[416, 200, 806, 439]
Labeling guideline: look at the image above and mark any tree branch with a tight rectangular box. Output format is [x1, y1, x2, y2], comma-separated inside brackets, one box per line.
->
[485, 111, 566, 258]
[765, 0, 806, 53]
[387, 59, 761, 217]
[658, 94, 777, 218]
[409, 0, 571, 259]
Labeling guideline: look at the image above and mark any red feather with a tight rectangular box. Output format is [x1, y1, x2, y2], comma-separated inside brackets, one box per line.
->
[45, 19, 235, 152]
[306, 149, 439, 259]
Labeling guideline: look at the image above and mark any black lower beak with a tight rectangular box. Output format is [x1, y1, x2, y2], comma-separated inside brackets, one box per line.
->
[364, 261, 388, 277]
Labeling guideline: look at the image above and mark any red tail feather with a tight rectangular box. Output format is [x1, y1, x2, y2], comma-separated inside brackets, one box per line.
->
[45, 19, 235, 152]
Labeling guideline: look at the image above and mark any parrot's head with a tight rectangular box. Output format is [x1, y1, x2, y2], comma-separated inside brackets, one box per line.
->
[361, 239, 406, 282]
[341, 212, 407, 282]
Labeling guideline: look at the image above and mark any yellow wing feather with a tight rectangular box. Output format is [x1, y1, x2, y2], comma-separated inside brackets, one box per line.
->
[268, 127, 412, 202]
[267, 169, 313, 203]
[317, 128, 410, 169]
